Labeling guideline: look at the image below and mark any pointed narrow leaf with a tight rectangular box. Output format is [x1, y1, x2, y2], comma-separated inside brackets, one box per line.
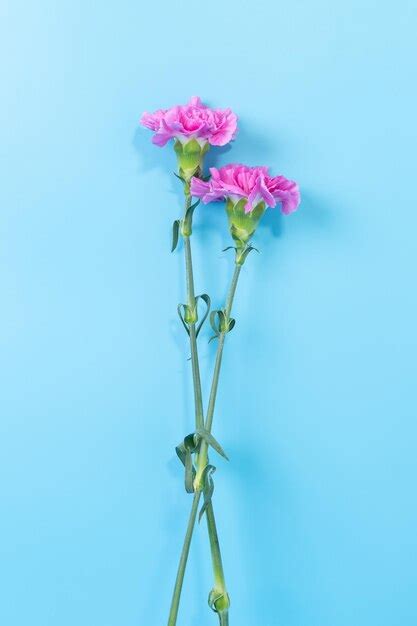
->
[175, 443, 186, 467]
[198, 464, 216, 522]
[185, 199, 200, 222]
[176, 436, 198, 492]
[196, 428, 229, 460]
[210, 309, 226, 333]
[240, 244, 260, 264]
[195, 293, 211, 338]
[184, 432, 199, 453]
[173, 172, 186, 183]
[210, 310, 219, 333]
[171, 219, 180, 252]
[177, 304, 190, 335]
[184, 449, 194, 493]
[181, 199, 201, 237]
[218, 310, 226, 329]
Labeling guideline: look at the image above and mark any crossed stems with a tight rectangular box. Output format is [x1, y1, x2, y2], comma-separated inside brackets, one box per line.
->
[167, 190, 242, 626]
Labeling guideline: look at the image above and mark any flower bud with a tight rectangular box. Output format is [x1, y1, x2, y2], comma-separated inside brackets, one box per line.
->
[174, 139, 210, 182]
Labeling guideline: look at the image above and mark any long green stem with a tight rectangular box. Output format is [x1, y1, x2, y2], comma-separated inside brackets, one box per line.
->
[208, 263, 241, 434]
[206, 502, 225, 590]
[194, 263, 242, 625]
[206, 501, 230, 626]
[167, 194, 241, 626]
[183, 233, 204, 431]
[167, 491, 201, 626]
[166, 192, 206, 626]
[195, 264, 242, 484]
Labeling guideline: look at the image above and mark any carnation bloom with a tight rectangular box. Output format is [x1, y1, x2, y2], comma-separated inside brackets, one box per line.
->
[190, 164, 300, 249]
[190, 164, 300, 214]
[140, 96, 237, 147]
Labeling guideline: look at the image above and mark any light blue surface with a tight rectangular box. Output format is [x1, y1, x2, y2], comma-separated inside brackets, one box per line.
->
[1, 1, 417, 625]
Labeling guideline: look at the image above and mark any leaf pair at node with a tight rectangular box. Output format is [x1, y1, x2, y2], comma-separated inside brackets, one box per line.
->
[208, 589, 230, 625]
[223, 243, 259, 266]
[175, 428, 229, 496]
[209, 309, 235, 342]
[177, 293, 210, 337]
[171, 199, 200, 250]
[175, 432, 199, 493]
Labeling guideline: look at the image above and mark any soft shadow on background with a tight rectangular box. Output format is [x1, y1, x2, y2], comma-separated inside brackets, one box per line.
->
[1, 1, 417, 626]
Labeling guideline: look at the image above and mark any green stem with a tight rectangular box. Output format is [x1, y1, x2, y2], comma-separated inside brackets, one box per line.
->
[206, 501, 225, 589]
[206, 501, 230, 625]
[194, 264, 242, 625]
[167, 491, 201, 626]
[206, 500, 227, 590]
[183, 233, 204, 431]
[168, 193, 240, 626]
[195, 264, 242, 486]
[167, 191, 206, 626]
[225, 263, 242, 319]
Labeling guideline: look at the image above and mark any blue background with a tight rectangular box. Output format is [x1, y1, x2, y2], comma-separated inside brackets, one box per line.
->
[1, 1, 417, 625]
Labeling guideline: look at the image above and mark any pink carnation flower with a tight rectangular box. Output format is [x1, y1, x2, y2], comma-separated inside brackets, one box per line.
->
[140, 96, 237, 147]
[190, 164, 301, 214]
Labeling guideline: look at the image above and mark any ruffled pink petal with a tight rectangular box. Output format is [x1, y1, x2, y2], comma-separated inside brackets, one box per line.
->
[190, 165, 301, 215]
[190, 177, 210, 197]
[140, 110, 165, 131]
[244, 177, 263, 212]
[268, 176, 301, 214]
[151, 132, 172, 147]
[190, 176, 226, 203]
[209, 111, 238, 146]
[151, 119, 176, 146]
[189, 96, 203, 107]
[277, 187, 301, 214]
[140, 97, 238, 147]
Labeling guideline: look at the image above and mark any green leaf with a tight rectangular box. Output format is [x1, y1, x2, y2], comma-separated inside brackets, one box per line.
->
[175, 434, 199, 493]
[177, 304, 190, 336]
[183, 432, 199, 452]
[184, 199, 200, 222]
[173, 171, 186, 183]
[227, 318, 235, 333]
[171, 219, 180, 252]
[181, 199, 201, 236]
[183, 432, 199, 493]
[208, 590, 223, 612]
[195, 293, 211, 338]
[210, 309, 223, 334]
[237, 244, 259, 265]
[210, 310, 219, 332]
[175, 443, 195, 493]
[196, 428, 229, 460]
[208, 589, 230, 614]
[219, 311, 228, 332]
[184, 449, 194, 493]
[175, 442, 186, 467]
[198, 464, 216, 522]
